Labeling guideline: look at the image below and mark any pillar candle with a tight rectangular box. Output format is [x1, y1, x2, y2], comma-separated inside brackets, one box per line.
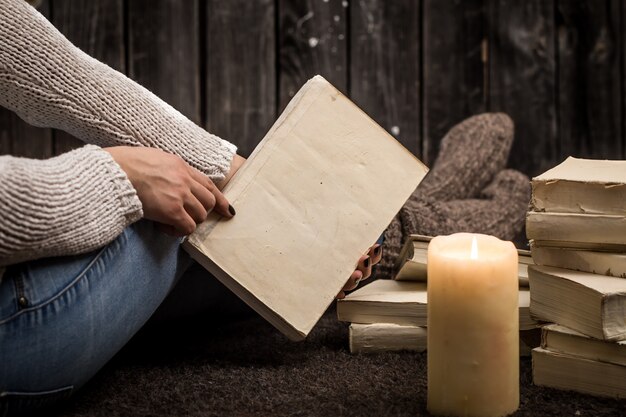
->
[427, 233, 519, 417]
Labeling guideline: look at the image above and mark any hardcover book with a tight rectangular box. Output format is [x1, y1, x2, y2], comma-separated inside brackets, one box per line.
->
[526, 211, 626, 246]
[394, 234, 431, 281]
[532, 347, 626, 399]
[530, 156, 626, 215]
[337, 280, 428, 326]
[531, 245, 626, 278]
[349, 323, 427, 354]
[349, 323, 540, 356]
[528, 265, 626, 341]
[394, 235, 532, 287]
[338, 280, 541, 330]
[184, 76, 428, 341]
[541, 324, 626, 366]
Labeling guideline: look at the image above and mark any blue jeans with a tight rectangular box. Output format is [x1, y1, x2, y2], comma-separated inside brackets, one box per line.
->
[0, 221, 201, 416]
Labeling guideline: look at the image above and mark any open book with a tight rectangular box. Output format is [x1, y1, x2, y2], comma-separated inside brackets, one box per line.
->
[184, 76, 428, 341]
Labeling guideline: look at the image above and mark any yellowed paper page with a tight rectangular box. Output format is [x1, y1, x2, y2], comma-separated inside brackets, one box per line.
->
[184, 76, 428, 340]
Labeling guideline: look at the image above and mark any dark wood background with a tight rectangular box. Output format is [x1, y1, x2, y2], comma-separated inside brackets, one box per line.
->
[1, 0, 623, 177]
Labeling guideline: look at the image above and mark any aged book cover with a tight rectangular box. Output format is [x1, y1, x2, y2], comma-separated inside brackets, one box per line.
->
[529, 265, 626, 341]
[531, 245, 626, 278]
[526, 211, 626, 246]
[349, 324, 540, 356]
[337, 280, 428, 326]
[394, 235, 532, 287]
[531, 156, 626, 215]
[541, 324, 626, 366]
[349, 323, 427, 354]
[517, 249, 533, 287]
[394, 234, 431, 281]
[519, 288, 545, 331]
[338, 280, 539, 329]
[184, 76, 428, 341]
[532, 347, 626, 399]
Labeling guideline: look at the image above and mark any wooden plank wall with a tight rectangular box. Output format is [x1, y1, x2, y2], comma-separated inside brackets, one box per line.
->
[1, 0, 624, 178]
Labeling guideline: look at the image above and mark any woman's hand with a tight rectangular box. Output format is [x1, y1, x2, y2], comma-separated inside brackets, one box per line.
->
[105, 146, 235, 236]
[337, 243, 383, 299]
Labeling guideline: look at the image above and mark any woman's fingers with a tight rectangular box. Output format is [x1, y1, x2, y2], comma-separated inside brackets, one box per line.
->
[105, 147, 237, 237]
[336, 243, 383, 299]
[188, 166, 234, 218]
[183, 193, 209, 224]
[357, 254, 372, 281]
[189, 180, 216, 213]
[342, 270, 364, 292]
[369, 244, 383, 265]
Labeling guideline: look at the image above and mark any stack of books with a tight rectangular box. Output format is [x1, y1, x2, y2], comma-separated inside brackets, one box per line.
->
[527, 157, 626, 398]
[337, 235, 543, 354]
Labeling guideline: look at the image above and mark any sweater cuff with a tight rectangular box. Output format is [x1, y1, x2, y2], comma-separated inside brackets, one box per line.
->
[96, 146, 144, 224]
[0, 145, 143, 266]
[198, 132, 238, 181]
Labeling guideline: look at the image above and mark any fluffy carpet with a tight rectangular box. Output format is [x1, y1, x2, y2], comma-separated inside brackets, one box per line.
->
[49, 288, 625, 417]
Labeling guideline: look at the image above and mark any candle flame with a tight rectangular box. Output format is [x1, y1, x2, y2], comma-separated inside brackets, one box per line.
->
[470, 236, 478, 260]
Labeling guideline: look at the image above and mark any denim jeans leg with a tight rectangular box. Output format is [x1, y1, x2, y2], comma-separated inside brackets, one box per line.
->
[0, 220, 193, 416]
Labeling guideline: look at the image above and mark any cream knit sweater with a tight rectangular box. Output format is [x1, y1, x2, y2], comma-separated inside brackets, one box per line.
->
[0, 0, 237, 267]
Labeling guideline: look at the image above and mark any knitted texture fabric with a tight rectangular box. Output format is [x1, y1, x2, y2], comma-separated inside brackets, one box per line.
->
[0, 0, 236, 181]
[0, 146, 142, 266]
[0, 0, 237, 267]
[376, 113, 531, 278]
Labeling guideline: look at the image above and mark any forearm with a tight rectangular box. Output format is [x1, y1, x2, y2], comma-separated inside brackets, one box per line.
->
[0, 146, 143, 267]
[0, 0, 236, 182]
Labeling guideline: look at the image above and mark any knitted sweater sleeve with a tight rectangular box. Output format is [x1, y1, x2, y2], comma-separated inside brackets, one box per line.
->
[0, 145, 143, 267]
[0, 0, 237, 181]
[0, 0, 237, 267]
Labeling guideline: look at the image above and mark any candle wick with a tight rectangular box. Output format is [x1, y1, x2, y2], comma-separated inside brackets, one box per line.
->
[470, 237, 478, 260]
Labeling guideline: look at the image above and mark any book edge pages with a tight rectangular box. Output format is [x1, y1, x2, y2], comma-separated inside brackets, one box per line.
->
[531, 239, 626, 252]
[529, 265, 626, 294]
[529, 266, 626, 341]
[542, 324, 626, 366]
[528, 266, 604, 339]
[338, 280, 428, 303]
[394, 236, 418, 274]
[531, 245, 626, 278]
[526, 212, 626, 245]
[533, 156, 626, 183]
[348, 323, 427, 353]
[394, 235, 431, 281]
[530, 157, 626, 213]
[532, 347, 626, 399]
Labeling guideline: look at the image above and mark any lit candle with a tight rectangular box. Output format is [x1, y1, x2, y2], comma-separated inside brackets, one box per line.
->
[427, 233, 519, 417]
